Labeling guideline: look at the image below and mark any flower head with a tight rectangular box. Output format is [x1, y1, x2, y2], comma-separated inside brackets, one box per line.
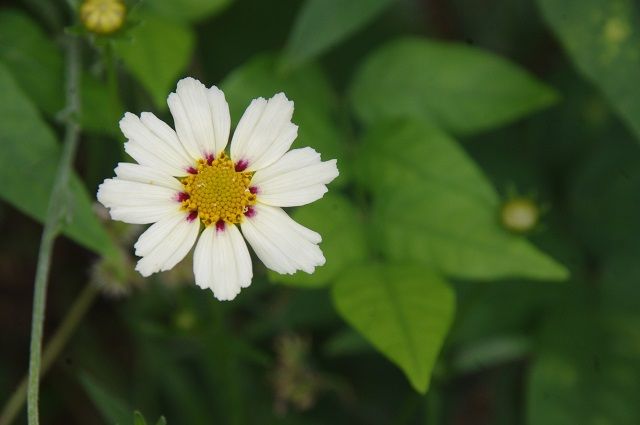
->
[97, 78, 338, 300]
[80, 0, 126, 35]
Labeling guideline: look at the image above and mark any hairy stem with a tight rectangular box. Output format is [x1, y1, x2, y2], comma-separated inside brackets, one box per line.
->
[26, 34, 82, 425]
[1, 284, 98, 425]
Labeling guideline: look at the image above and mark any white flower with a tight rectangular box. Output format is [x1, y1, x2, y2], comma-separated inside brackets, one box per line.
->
[97, 77, 339, 301]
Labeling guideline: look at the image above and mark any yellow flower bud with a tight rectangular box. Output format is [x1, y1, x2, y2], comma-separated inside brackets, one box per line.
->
[500, 197, 540, 234]
[80, 0, 126, 35]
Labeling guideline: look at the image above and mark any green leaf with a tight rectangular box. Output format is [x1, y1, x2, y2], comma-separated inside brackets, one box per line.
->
[269, 194, 367, 287]
[283, 0, 394, 69]
[155, 417, 167, 425]
[0, 9, 64, 116]
[133, 411, 147, 425]
[78, 372, 131, 425]
[349, 37, 559, 135]
[527, 288, 640, 425]
[222, 54, 348, 186]
[0, 61, 116, 257]
[114, 13, 194, 109]
[145, 0, 232, 23]
[82, 73, 124, 135]
[332, 263, 455, 393]
[359, 119, 568, 281]
[536, 0, 640, 142]
[569, 134, 640, 258]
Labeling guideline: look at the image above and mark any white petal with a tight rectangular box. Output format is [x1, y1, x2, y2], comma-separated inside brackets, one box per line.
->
[251, 147, 339, 207]
[135, 213, 200, 277]
[208, 85, 231, 154]
[97, 179, 179, 207]
[230, 93, 297, 172]
[97, 178, 182, 224]
[120, 112, 192, 176]
[168, 77, 230, 161]
[114, 163, 182, 191]
[241, 204, 324, 275]
[193, 224, 252, 301]
[134, 211, 187, 256]
[227, 223, 253, 289]
[110, 205, 181, 224]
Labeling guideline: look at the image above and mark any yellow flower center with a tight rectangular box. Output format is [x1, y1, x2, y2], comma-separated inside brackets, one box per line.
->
[180, 153, 256, 227]
[80, 0, 126, 35]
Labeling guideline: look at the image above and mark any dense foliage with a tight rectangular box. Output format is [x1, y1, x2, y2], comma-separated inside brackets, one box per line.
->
[1, 0, 639, 424]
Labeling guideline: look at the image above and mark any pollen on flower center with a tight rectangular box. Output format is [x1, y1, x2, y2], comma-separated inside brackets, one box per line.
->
[180, 153, 256, 226]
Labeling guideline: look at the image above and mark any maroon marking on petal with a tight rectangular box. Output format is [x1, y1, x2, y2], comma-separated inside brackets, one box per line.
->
[206, 153, 215, 165]
[176, 192, 190, 202]
[244, 206, 256, 218]
[215, 220, 226, 232]
[249, 186, 258, 194]
[187, 211, 198, 222]
[187, 166, 198, 174]
[235, 159, 248, 172]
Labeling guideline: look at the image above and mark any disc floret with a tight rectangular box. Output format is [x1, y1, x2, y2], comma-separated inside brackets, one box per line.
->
[180, 152, 256, 226]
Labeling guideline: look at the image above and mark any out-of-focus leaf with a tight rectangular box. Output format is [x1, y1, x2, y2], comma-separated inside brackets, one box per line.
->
[349, 37, 558, 135]
[132, 411, 166, 425]
[569, 131, 640, 259]
[114, 13, 194, 109]
[145, 0, 232, 23]
[0, 11, 124, 133]
[537, 0, 640, 142]
[78, 372, 131, 425]
[0, 9, 63, 115]
[359, 120, 568, 280]
[222, 54, 348, 186]
[323, 329, 370, 357]
[527, 287, 640, 425]
[332, 263, 455, 393]
[0, 62, 116, 257]
[82, 74, 124, 135]
[133, 411, 147, 425]
[283, 0, 395, 69]
[270, 194, 367, 287]
[449, 280, 560, 346]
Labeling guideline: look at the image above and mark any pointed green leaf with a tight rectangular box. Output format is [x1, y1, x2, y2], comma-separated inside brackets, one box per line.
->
[133, 411, 148, 425]
[145, 0, 232, 23]
[283, 0, 395, 69]
[222, 54, 348, 186]
[155, 417, 167, 425]
[332, 263, 455, 393]
[78, 372, 131, 425]
[0, 9, 64, 115]
[269, 194, 368, 287]
[349, 37, 558, 135]
[537, 0, 640, 142]
[0, 10, 124, 133]
[528, 286, 640, 425]
[114, 14, 194, 109]
[0, 61, 116, 257]
[359, 120, 568, 280]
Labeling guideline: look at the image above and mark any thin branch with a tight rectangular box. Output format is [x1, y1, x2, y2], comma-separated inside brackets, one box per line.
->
[0, 284, 98, 425]
[26, 34, 82, 425]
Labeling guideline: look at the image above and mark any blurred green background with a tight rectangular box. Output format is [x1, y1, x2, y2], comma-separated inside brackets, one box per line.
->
[1, 0, 639, 423]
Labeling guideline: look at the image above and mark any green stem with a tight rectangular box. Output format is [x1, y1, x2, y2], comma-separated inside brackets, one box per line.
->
[26, 35, 82, 425]
[425, 384, 441, 425]
[0, 284, 98, 425]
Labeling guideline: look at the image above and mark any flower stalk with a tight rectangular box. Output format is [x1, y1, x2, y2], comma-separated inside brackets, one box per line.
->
[1, 284, 98, 425]
[26, 34, 82, 425]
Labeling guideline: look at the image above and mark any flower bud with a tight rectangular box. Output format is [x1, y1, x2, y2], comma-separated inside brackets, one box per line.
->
[80, 0, 126, 35]
[500, 197, 540, 234]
